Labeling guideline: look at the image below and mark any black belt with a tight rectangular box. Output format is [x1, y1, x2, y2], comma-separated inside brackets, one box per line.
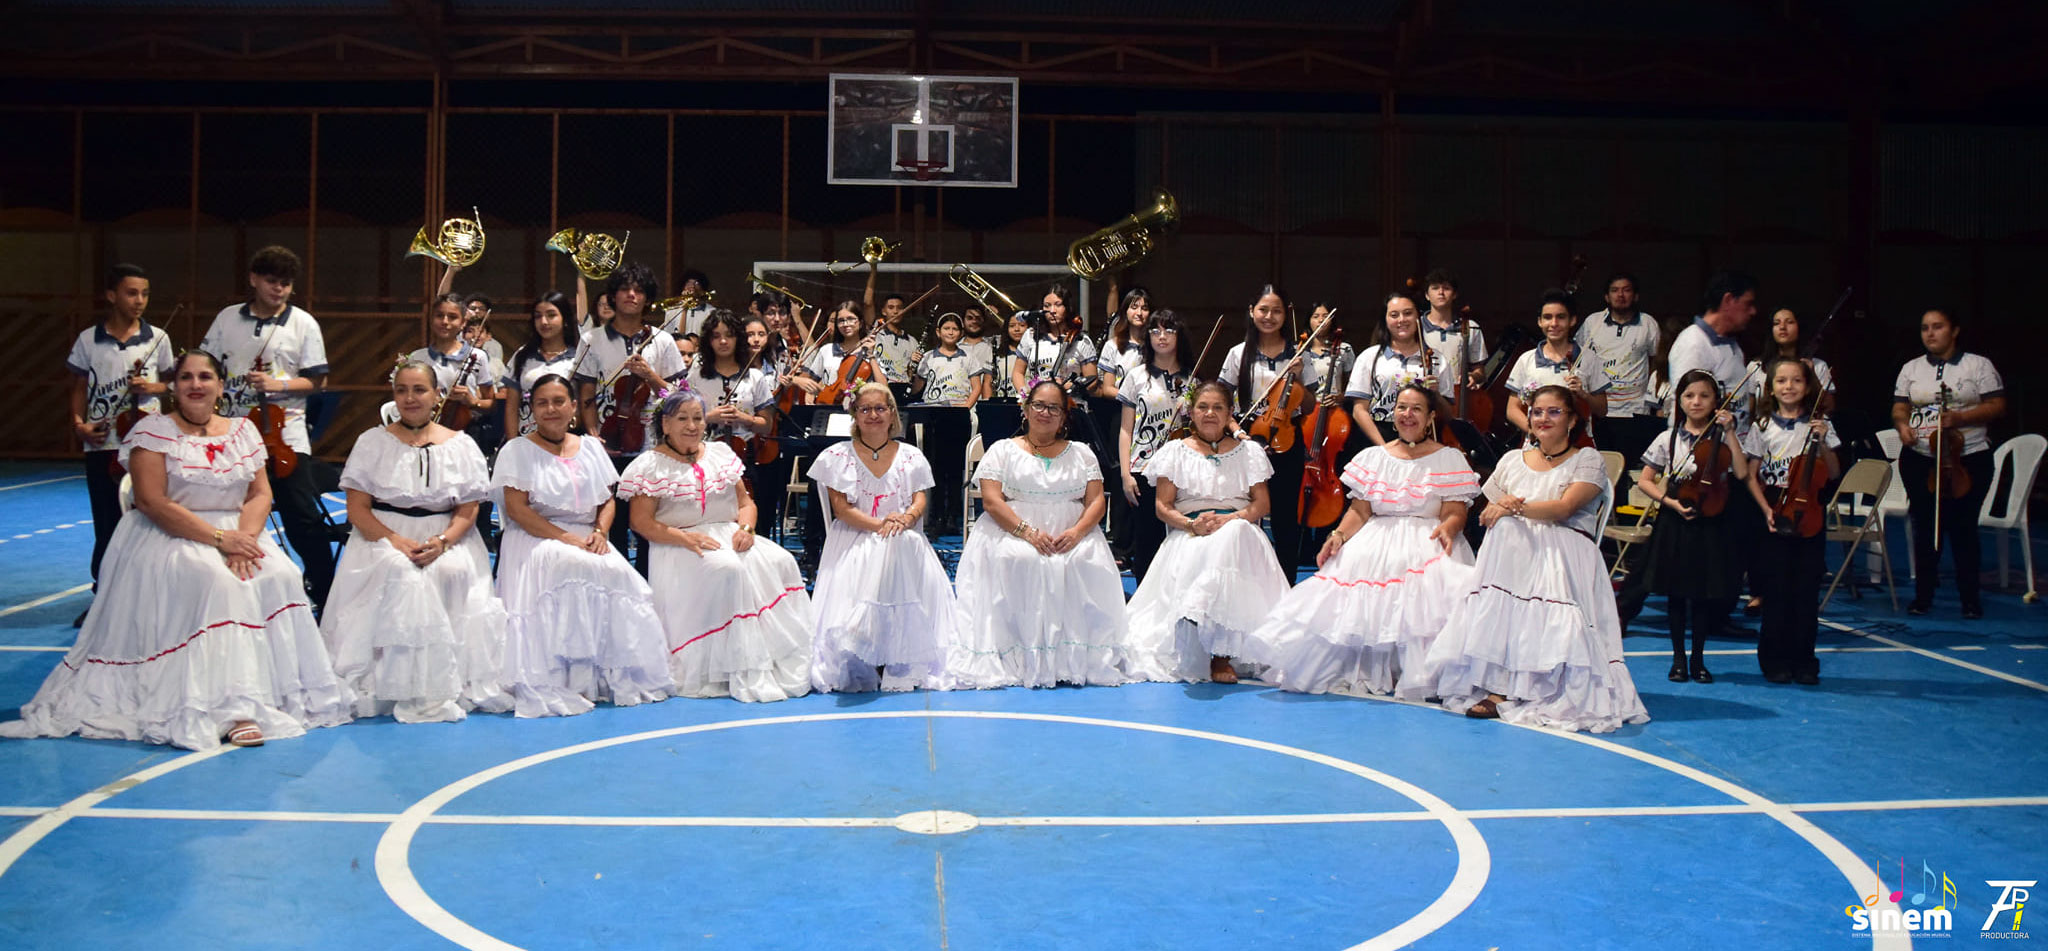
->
[373, 502, 452, 518]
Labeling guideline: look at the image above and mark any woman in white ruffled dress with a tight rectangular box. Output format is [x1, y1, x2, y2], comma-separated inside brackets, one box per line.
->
[950, 380, 1128, 688]
[1241, 382, 1478, 697]
[1423, 384, 1650, 733]
[1122, 381, 1289, 684]
[2, 351, 350, 750]
[491, 373, 673, 716]
[807, 383, 955, 692]
[321, 360, 509, 723]
[620, 387, 813, 701]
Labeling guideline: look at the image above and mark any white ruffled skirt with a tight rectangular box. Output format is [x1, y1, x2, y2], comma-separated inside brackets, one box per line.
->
[1238, 514, 1475, 697]
[321, 510, 510, 723]
[0, 509, 353, 751]
[1421, 517, 1650, 733]
[496, 519, 674, 717]
[948, 502, 1127, 689]
[648, 521, 813, 702]
[810, 522, 954, 693]
[1121, 520, 1288, 683]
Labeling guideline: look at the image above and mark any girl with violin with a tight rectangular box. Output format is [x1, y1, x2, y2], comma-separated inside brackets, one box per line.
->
[745, 313, 800, 538]
[322, 360, 510, 723]
[1505, 289, 1610, 440]
[1424, 385, 1650, 732]
[1344, 290, 1433, 447]
[1010, 285, 1100, 400]
[1222, 284, 1315, 571]
[683, 310, 775, 456]
[1090, 286, 1151, 558]
[1743, 358, 1840, 683]
[1095, 286, 1154, 390]
[5, 351, 351, 750]
[1300, 301, 1356, 408]
[989, 310, 1030, 404]
[1741, 308, 1835, 417]
[1116, 309, 1195, 582]
[1891, 308, 2006, 619]
[798, 300, 873, 407]
[1635, 369, 1753, 684]
[807, 383, 956, 692]
[619, 386, 815, 702]
[199, 245, 337, 615]
[503, 291, 578, 438]
[1123, 381, 1290, 684]
[1246, 382, 1480, 698]
[69, 263, 173, 622]
[573, 262, 689, 572]
[949, 380, 1128, 688]
[492, 373, 674, 716]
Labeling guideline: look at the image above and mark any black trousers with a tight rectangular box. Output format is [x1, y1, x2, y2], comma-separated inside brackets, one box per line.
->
[606, 452, 650, 576]
[82, 451, 122, 589]
[1756, 530, 1825, 679]
[1265, 441, 1307, 571]
[264, 460, 337, 609]
[1667, 596, 1732, 662]
[921, 410, 972, 534]
[755, 447, 794, 538]
[1898, 449, 1994, 607]
[1126, 475, 1166, 583]
[1597, 415, 1663, 471]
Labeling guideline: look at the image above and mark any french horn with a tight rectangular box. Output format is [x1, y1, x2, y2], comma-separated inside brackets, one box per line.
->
[545, 227, 629, 281]
[406, 207, 486, 268]
[1066, 187, 1179, 280]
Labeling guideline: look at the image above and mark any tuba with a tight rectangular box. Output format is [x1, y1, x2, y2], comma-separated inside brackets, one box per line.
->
[545, 227, 629, 281]
[827, 236, 902, 275]
[947, 263, 1025, 317]
[406, 207, 486, 268]
[1065, 187, 1179, 280]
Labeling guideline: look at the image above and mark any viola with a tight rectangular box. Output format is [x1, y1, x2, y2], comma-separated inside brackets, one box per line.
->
[1298, 329, 1353, 528]
[246, 357, 299, 479]
[1772, 416, 1832, 538]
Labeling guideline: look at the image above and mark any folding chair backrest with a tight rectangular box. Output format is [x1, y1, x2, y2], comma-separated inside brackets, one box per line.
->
[1827, 458, 1892, 530]
[1600, 450, 1625, 489]
[1981, 433, 2045, 526]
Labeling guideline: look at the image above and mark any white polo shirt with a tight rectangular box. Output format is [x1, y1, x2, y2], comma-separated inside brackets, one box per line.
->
[1016, 329, 1098, 386]
[1893, 352, 2004, 457]
[408, 343, 504, 397]
[686, 363, 777, 441]
[200, 303, 329, 455]
[915, 348, 983, 404]
[1505, 343, 1613, 399]
[1574, 309, 1661, 417]
[68, 320, 176, 453]
[1746, 413, 1841, 489]
[1344, 344, 1434, 421]
[1219, 341, 1309, 417]
[572, 321, 688, 453]
[873, 326, 920, 384]
[1419, 314, 1487, 381]
[1665, 317, 1750, 428]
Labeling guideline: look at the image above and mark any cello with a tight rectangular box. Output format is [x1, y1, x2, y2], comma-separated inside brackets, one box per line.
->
[1298, 325, 1353, 528]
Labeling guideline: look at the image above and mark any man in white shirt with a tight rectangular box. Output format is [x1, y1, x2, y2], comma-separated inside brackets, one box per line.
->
[1420, 268, 1488, 391]
[198, 246, 338, 612]
[1575, 273, 1662, 466]
[1665, 271, 1758, 429]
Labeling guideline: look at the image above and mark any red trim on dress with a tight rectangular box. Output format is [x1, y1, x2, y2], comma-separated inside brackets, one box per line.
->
[63, 602, 309, 669]
[1306, 554, 1445, 589]
[672, 585, 805, 653]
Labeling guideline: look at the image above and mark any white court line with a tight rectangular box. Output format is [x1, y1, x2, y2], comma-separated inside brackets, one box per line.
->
[2014, 644, 2046, 650]
[1947, 645, 1987, 651]
[0, 745, 236, 879]
[1823, 619, 2048, 694]
[0, 583, 93, 619]
[40, 794, 2048, 828]
[0, 476, 84, 493]
[1621, 647, 1907, 657]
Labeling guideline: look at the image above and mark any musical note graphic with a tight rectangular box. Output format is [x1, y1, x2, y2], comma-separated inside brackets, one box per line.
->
[1912, 860, 1934, 905]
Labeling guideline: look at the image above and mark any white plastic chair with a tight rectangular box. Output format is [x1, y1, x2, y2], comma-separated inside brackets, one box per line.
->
[780, 454, 808, 541]
[1873, 429, 1914, 580]
[379, 400, 401, 426]
[1979, 433, 2044, 602]
[962, 435, 987, 538]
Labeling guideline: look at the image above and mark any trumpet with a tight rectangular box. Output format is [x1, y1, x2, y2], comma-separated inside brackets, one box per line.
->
[545, 227, 629, 281]
[827, 236, 901, 275]
[947, 264, 1024, 317]
[650, 288, 716, 318]
[748, 273, 810, 315]
[1066, 187, 1178, 280]
[406, 207, 486, 268]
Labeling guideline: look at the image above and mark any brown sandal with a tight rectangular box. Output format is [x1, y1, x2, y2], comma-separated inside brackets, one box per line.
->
[1464, 697, 1501, 720]
[1209, 656, 1239, 684]
[225, 722, 265, 748]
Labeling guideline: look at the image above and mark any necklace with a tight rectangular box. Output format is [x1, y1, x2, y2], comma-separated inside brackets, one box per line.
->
[665, 436, 699, 461]
[1025, 434, 1061, 456]
[855, 436, 890, 461]
[1539, 443, 1573, 462]
[1397, 435, 1426, 447]
[534, 429, 567, 451]
[1198, 435, 1225, 455]
[174, 405, 211, 432]
[398, 417, 430, 432]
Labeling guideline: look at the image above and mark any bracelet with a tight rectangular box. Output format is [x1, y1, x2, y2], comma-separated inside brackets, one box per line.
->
[212, 529, 225, 549]
[1010, 520, 1032, 538]
[738, 524, 755, 536]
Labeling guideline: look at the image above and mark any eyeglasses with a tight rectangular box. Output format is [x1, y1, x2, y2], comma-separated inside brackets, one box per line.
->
[1148, 327, 1178, 336]
[1529, 406, 1568, 419]
[1026, 401, 1064, 414]
[855, 405, 891, 416]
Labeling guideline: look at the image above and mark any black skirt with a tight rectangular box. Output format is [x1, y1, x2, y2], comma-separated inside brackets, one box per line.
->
[1639, 505, 1740, 599]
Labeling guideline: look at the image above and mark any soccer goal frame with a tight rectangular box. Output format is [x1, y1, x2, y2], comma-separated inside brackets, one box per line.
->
[748, 262, 1093, 333]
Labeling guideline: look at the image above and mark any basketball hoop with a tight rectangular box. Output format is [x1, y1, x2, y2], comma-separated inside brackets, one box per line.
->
[895, 159, 949, 182]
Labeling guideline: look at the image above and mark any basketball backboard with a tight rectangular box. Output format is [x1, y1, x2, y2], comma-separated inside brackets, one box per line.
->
[827, 73, 1019, 188]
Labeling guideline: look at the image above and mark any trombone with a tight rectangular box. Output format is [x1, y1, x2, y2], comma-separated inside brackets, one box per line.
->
[827, 236, 900, 276]
[748, 273, 810, 316]
[947, 263, 1024, 317]
[545, 227, 629, 281]
[406, 207, 486, 268]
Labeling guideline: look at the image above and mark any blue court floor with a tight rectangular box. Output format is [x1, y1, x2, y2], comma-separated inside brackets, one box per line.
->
[1, 460, 2043, 950]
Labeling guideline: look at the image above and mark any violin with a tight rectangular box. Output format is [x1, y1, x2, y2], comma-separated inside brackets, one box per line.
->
[1418, 335, 1462, 450]
[1772, 414, 1832, 538]
[246, 356, 299, 479]
[1670, 410, 1737, 518]
[1298, 327, 1353, 528]
[111, 354, 151, 443]
[1164, 314, 1230, 441]
[596, 327, 657, 454]
[815, 339, 878, 408]
[433, 350, 484, 431]
[1930, 382, 1971, 499]
[1241, 308, 1339, 454]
